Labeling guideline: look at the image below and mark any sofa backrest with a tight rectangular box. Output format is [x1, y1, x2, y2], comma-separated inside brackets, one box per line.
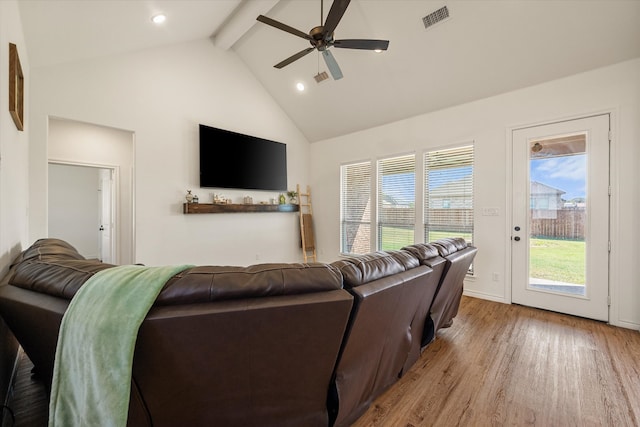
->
[156, 263, 343, 305]
[331, 251, 409, 286]
[402, 243, 447, 348]
[399, 243, 448, 369]
[9, 259, 115, 300]
[329, 251, 436, 427]
[18, 238, 86, 262]
[132, 287, 353, 427]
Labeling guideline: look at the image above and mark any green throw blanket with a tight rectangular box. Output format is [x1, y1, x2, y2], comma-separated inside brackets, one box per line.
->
[48, 264, 192, 427]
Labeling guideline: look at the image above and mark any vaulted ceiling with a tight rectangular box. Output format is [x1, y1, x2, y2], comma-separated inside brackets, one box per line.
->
[18, 0, 640, 142]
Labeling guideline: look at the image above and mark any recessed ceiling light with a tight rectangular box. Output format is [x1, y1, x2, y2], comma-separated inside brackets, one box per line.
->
[152, 14, 166, 24]
[296, 82, 305, 92]
[374, 49, 383, 53]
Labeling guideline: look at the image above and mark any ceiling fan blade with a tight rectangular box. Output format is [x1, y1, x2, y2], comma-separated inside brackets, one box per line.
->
[257, 15, 312, 41]
[322, 50, 343, 80]
[333, 39, 389, 51]
[274, 47, 316, 69]
[323, 0, 351, 39]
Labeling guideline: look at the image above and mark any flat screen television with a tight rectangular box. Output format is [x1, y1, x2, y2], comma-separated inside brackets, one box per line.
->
[199, 124, 287, 191]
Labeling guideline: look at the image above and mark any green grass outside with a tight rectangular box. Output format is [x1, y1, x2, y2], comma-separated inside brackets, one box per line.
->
[530, 238, 585, 284]
[379, 227, 413, 251]
[379, 228, 584, 284]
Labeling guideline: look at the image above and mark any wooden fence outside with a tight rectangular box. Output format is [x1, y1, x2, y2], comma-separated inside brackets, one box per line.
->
[531, 208, 585, 240]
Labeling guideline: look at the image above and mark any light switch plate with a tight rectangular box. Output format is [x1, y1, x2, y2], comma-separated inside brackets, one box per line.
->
[482, 207, 499, 216]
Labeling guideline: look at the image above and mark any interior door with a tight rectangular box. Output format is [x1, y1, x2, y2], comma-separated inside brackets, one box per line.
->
[98, 169, 114, 263]
[511, 115, 610, 321]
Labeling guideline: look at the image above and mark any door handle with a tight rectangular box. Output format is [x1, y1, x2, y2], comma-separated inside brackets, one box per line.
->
[99, 225, 104, 231]
[514, 236, 520, 241]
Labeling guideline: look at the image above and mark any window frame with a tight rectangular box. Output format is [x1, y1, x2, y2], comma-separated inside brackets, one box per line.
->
[423, 143, 475, 258]
[376, 153, 416, 251]
[340, 160, 373, 255]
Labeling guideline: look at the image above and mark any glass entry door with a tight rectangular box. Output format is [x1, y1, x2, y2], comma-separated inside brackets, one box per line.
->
[511, 115, 610, 321]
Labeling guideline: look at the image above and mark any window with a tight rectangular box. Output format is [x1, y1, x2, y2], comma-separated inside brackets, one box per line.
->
[424, 145, 474, 244]
[377, 154, 415, 250]
[340, 161, 372, 254]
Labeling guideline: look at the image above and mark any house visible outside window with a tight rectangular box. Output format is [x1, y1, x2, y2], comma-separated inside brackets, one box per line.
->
[377, 154, 415, 250]
[424, 145, 474, 244]
[340, 161, 372, 254]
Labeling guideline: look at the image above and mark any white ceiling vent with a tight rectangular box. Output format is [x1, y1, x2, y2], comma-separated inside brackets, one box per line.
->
[422, 5, 450, 30]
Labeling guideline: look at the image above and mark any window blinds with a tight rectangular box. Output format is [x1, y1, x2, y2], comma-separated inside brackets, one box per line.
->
[377, 154, 415, 251]
[340, 161, 372, 254]
[424, 145, 474, 243]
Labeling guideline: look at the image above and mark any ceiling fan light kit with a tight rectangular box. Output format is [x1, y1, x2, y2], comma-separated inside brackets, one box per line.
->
[256, 0, 389, 80]
[314, 71, 329, 83]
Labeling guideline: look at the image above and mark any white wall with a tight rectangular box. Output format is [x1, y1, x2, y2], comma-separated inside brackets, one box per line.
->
[310, 58, 640, 330]
[0, 0, 29, 275]
[48, 164, 100, 259]
[30, 38, 310, 266]
[48, 118, 134, 264]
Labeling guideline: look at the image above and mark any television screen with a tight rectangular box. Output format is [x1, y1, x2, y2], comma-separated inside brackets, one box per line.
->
[199, 124, 287, 191]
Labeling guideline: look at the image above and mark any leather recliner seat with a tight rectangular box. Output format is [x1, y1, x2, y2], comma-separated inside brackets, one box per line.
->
[404, 238, 478, 339]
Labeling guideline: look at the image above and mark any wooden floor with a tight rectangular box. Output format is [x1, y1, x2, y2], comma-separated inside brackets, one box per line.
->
[4, 296, 640, 426]
[4, 349, 48, 427]
[353, 296, 640, 427]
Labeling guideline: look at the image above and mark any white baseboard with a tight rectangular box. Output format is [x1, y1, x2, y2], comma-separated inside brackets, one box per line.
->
[463, 289, 507, 304]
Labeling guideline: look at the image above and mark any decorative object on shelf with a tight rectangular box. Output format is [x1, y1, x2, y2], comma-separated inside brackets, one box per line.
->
[243, 196, 253, 204]
[185, 190, 194, 203]
[193, 194, 199, 204]
[9, 43, 24, 131]
[213, 194, 233, 204]
[279, 194, 286, 205]
[287, 190, 298, 204]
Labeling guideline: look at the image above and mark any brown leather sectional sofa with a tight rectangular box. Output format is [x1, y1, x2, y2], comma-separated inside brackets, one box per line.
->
[0, 238, 476, 426]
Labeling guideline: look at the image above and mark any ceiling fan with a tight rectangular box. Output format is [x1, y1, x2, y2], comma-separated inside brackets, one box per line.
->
[256, 0, 389, 80]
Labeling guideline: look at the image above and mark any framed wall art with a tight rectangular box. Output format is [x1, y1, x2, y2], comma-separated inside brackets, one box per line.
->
[9, 43, 24, 131]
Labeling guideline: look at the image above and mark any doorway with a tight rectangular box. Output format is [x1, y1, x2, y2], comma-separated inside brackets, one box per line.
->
[47, 117, 134, 264]
[48, 162, 115, 263]
[511, 114, 610, 321]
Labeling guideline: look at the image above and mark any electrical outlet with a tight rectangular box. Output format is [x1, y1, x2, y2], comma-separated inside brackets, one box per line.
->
[492, 272, 500, 282]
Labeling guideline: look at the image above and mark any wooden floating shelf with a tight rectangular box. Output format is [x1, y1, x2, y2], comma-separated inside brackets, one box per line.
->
[183, 203, 299, 214]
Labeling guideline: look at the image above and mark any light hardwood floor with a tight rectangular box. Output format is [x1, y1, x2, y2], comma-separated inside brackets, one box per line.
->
[353, 296, 640, 427]
[4, 296, 640, 426]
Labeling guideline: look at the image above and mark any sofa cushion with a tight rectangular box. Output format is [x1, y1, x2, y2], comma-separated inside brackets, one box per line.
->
[19, 238, 86, 263]
[155, 263, 343, 305]
[9, 259, 115, 300]
[432, 237, 468, 256]
[331, 252, 409, 288]
[401, 243, 440, 261]
[386, 250, 420, 270]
